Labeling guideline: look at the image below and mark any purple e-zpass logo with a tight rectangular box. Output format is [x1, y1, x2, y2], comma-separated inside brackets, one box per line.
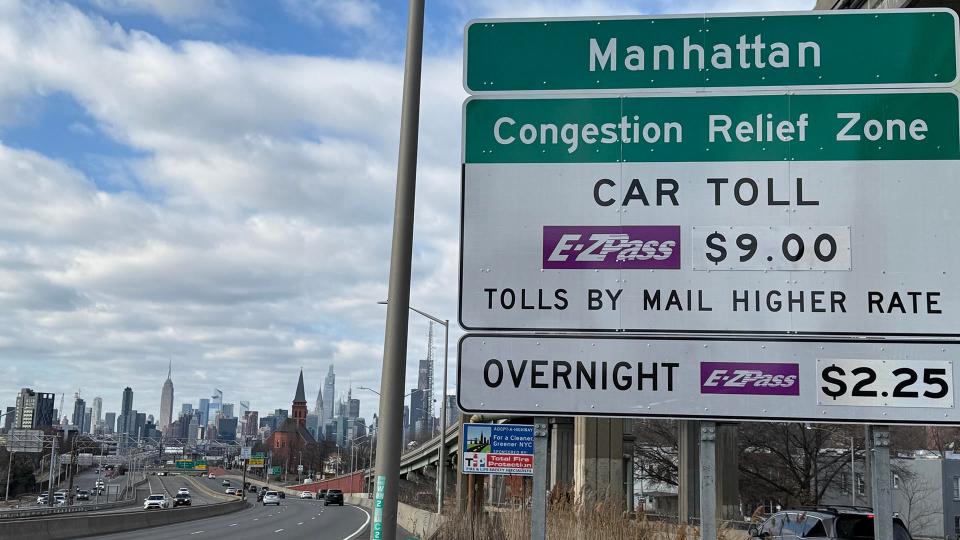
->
[543, 226, 681, 270]
[700, 362, 799, 396]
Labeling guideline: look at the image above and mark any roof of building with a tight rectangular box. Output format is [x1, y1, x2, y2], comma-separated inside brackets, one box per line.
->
[269, 418, 316, 444]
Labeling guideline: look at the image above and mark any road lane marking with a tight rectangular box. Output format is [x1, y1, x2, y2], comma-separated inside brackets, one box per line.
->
[229, 523, 237, 527]
[298, 522, 304, 525]
[253, 518, 259, 521]
[343, 505, 372, 540]
[274, 529, 284, 533]
[190, 531, 204, 535]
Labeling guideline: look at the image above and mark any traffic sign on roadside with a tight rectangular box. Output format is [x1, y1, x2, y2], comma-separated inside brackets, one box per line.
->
[457, 334, 960, 424]
[5, 429, 43, 453]
[240, 447, 251, 460]
[462, 423, 534, 476]
[459, 90, 960, 336]
[465, 10, 959, 93]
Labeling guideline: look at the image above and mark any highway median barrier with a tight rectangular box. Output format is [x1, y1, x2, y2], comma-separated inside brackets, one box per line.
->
[0, 498, 251, 540]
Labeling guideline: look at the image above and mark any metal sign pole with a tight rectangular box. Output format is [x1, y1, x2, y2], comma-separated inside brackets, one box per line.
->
[699, 422, 717, 540]
[869, 426, 893, 540]
[436, 319, 449, 514]
[531, 418, 548, 540]
[372, 1, 424, 539]
[4, 450, 14, 502]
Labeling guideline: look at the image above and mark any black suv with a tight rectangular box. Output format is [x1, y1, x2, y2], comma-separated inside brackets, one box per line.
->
[750, 506, 912, 539]
[316, 489, 327, 500]
[173, 493, 192, 507]
[324, 489, 344, 506]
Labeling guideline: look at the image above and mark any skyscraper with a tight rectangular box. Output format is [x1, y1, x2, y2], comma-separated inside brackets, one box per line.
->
[312, 384, 323, 438]
[322, 365, 335, 431]
[91, 397, 103, 431]
[3, 406, 15, 432]
[347, 387, 360, 420]
[14, 389, 54, 429]
[181, 403, 193, 415]
[198, 398, 210, 426]
[104, 412, 116, 434]
[220, 403, 234, 419]
[71, 393, 86, 429]
[83, 407, 92, 434]
[159, 360, 174, 433]
[119, 387, 134, 440]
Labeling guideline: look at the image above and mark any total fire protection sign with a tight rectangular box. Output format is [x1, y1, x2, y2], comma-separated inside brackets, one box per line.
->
[459, 90, 960, 336]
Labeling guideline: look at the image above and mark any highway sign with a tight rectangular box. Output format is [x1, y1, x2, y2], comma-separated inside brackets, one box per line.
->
[464, 10, 959, 93]
[459, 90, 960, 336]
[462, 423, 534, 476]
[271, 466, 282, 475]
[77, 453, 93, 466]
[175, 460, 195, 469]
[457, 334, 960, 424]
[297, 464, 304, 472]
[6, 429, 43, 452]
[240, 447, 251, 460]
[248, 457, 265, 467]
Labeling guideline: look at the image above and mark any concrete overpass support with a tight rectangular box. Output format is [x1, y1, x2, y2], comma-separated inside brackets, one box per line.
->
[573, 417, 625, 505]
[550, 417, 574, 490]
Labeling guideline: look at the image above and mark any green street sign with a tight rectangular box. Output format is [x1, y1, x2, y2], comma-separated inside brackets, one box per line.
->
[271, 466, 282, 475]
[465, 10, 959, 93]
[464, 91, 960, 164]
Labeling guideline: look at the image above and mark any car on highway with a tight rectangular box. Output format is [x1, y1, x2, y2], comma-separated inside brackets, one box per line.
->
[76, 490, 90, 501]
[143, 494, 170, 510]
[53, 495, 66, 506]
[324, 489, 344, 506]
[248, 485, 257, 493]
[315, 489, 327, 500]
[224, 487, 237, 495]
[221, 479, 230, 486]
[177, 488, 190, 495]
[299, 491, 313, 500]
[262, 491, 281, 506]
[749, 507, 913, 539]
[156, 471, 167, 476]
[208, 473, 216, 479]
[36, 492, 48, 505]
[172, 493, 192, 507]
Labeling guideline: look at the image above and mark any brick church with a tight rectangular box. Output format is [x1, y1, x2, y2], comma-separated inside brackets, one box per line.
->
[265, 369, 316, 473]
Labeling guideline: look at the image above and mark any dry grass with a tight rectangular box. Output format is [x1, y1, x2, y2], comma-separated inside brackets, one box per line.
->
[431, 489, 745, 540]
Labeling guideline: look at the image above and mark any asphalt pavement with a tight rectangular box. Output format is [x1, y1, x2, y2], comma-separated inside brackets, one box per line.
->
[90, 497, 371, 540]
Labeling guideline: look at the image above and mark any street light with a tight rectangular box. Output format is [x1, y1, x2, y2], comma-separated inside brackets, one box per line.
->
[378, 300, 450, 514]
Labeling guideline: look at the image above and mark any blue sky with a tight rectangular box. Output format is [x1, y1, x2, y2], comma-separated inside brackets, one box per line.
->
[0, 0, 813, 426]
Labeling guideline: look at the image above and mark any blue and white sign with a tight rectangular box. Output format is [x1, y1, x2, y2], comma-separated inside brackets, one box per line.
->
[461, 423, 534, 475]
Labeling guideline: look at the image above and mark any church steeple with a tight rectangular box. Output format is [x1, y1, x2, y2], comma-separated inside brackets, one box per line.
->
[292, 368, 308, 428]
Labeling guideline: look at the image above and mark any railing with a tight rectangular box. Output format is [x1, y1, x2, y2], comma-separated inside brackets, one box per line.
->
[0, 478, 146, 521]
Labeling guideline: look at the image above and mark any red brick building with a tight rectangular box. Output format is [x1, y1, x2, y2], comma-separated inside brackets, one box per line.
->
[266, 369, 315, 474]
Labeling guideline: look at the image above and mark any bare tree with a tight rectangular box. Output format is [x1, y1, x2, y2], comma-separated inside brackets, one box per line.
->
[897, 472, 939, 535]
[632, 420, 678, 487]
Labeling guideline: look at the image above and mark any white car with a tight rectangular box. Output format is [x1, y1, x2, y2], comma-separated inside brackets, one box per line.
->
[208, 474, 216, 479]
[298, 491, 313, 500]
[143, 494, 169, 510]
[262, 491, 281, 506]
[177, 488, 190, 495]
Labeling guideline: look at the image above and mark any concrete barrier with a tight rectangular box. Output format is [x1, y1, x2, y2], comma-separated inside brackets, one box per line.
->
[347, 494, 441, 540]
[0, 499, 251, 540]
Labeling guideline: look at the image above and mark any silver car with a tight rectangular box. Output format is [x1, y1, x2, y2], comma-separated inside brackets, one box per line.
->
[750, 507, 912, 539]
[262, 491, 281, 506]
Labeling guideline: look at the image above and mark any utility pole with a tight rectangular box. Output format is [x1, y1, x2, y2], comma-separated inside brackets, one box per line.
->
[4, 450, 14, 502]
[47, 435, 57, 507]
[372, 1, 424, 538]
[66, 435, 78, 506]
[241, 459, 248, 501]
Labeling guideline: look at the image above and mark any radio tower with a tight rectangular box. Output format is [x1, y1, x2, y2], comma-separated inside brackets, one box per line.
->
[417, 322, 435, 434]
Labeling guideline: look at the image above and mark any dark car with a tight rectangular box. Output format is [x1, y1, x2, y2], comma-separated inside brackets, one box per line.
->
[173, 493, 192, 507]
[249, 485, 257, 493]
[278, 491, 285, 499]
[750, 507, 912, 540]
[324, 489, 344, 506]
[315, 489, 327, 500]
[257, 490, 265, 502]
[76, 490, 90, 501]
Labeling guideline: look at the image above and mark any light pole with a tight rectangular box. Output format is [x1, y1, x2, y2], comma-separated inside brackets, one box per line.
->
[805, 424, 856, 505]
[378, 300, 450, 514]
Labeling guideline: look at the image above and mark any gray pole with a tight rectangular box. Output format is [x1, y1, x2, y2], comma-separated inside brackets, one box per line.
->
[699, 422, 717, 540]
[531, 418, 548, 540]
[869, 426, 893, 540]
[47, 436, 57, 506]
[372, 1, 424, 538]
[436, 320, 449, 514]
[4, 450, 14, 502]
[850, 436, 855, 506]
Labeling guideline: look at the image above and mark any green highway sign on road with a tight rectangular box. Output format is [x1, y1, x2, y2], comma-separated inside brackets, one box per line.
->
[464, 91, 960, 163]
[465, 10, 959, 93]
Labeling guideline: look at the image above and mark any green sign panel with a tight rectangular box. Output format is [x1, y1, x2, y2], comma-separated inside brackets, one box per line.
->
[465, 10, 959, 92]
[271, 466, 282, 475]
[464, 91, 960, 163]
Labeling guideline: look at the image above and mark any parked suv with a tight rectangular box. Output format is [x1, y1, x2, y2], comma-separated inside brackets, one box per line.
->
[750, 507, 912, 539]
[324, 489, 344, 506]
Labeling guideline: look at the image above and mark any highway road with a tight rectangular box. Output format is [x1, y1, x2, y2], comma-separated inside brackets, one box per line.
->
[92, 497, 372, 540]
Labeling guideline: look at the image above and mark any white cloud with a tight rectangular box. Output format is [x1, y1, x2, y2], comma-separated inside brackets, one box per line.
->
[282, 0, 381, 30]
[84, 0, 240, 24]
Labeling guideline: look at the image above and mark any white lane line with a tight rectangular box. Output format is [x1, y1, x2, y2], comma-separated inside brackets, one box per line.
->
[229, 523, 237, 527]
[311, 517, 316, 520]
[253, 518, 259, 521]
[274, 529, 284, 533]
[190, 531, 204, 535]
[297, 522, 304, 525]
[343, 505, 372, 540]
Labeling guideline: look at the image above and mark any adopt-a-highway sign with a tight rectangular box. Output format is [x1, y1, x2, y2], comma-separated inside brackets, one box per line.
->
[461, 423, 534, 475]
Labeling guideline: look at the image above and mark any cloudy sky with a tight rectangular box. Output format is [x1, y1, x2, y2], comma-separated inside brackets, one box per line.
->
[0, 0, 814, 425]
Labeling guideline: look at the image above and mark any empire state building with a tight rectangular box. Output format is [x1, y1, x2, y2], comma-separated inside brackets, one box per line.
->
[159, 359, 174, 433]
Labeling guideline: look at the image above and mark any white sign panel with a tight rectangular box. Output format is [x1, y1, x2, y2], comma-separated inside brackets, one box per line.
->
[240, 447, 251, 460]
[457, 335, 960, 424]
[460, 91, 960, 336]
